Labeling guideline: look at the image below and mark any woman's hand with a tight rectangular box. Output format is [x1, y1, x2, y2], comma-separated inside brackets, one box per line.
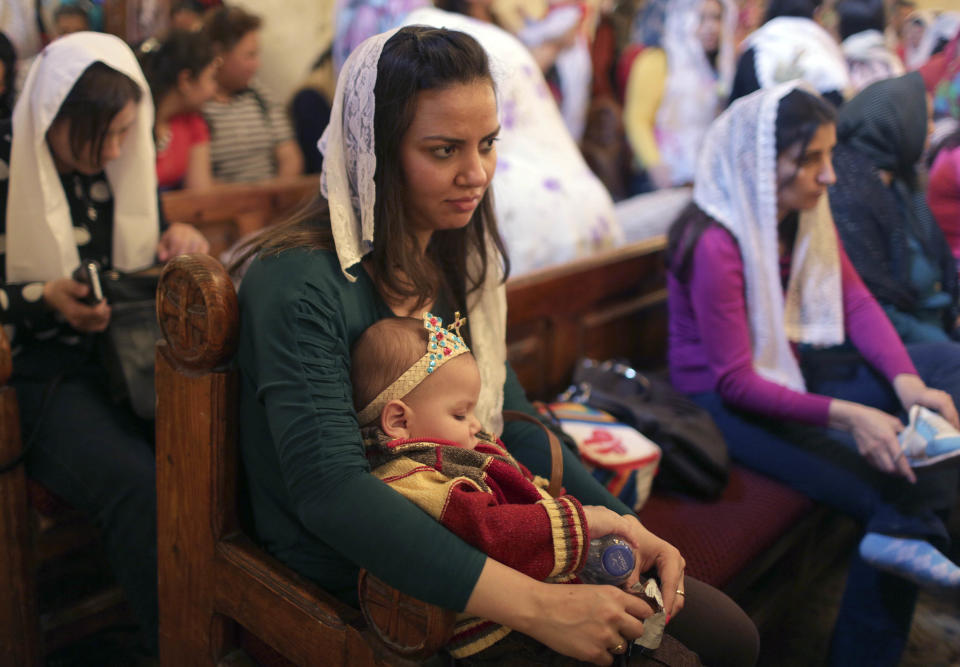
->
[524, 582, 653, 665]
[893, 373, 960, 429]
[42, 278, 111, 332]
[465, 559, 651, 665]
[618, 516, 686, 618]
[829, 399, 915, 483]
[580, 507, 686, 618]
[157, 222, 210, 262]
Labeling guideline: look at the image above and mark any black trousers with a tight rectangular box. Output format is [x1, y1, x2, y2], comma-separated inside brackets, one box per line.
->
[453, 575, 758, 667]
[14, 359, 158, 653]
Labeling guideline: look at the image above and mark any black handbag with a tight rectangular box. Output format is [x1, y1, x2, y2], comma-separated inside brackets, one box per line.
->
[100, 266, 163, 420]
[565, 359, 730, 499]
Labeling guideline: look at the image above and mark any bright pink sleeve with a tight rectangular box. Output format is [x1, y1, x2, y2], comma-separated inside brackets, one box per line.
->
[840, 243, 918, 380]
[689, 226, 832, 425]
[928, 147, 960, 261]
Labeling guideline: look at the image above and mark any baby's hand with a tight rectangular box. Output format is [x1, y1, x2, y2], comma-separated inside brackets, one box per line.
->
[581, 505, 636, 546]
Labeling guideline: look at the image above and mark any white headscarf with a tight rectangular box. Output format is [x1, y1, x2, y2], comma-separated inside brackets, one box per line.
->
[319, 27, 507, 434]
[906, 11, 960, 71]
[6, 32, 158, 283]
[693, 82, 844, 391]
[656, 0, 737, 185]
[746, 17, 851, 99]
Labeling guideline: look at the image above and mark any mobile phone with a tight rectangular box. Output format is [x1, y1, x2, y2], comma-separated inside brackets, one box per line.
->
[72, 260, 104, 305]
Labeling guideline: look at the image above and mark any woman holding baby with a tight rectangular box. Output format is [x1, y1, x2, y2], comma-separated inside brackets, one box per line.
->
[232, 25, 757, 665]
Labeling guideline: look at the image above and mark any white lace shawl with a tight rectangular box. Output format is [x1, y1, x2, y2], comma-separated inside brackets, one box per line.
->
[693, 82, 844, 391]
[746, 17, 851, 99]
[6, 32, 158, 283]
[655, 0, 737, 185]
[318, 27, 507, 434]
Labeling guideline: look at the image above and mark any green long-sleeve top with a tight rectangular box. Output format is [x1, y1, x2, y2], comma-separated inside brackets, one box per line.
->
[237, 247, 631, 611]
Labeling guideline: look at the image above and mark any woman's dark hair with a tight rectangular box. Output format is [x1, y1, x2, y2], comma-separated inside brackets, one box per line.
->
[139, 29, 216, 106]
[231, 26, 509, 311]
[775, 88, 836, 162]
[51, 62, 142, 170]
[53, 3, 90, 27]
[204, 6, 261, 53]
[837, 0, 885, 40]
[667, 88, 836, 281]
[764, 0, 822, 23]
[171, 0, 206, 15]
[434, 0, 473, 15]
[0, 32, 16, 118]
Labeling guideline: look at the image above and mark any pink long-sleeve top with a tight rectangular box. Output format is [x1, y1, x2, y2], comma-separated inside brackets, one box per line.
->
[668, 224, 918, 426]
[928, 145, 960, 266]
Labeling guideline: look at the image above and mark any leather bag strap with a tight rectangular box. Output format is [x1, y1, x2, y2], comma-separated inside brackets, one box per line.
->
[502, 409, 564, 498]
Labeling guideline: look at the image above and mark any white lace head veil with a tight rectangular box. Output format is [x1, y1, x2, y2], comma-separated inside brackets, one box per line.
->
[655, 0, 737, 184]
[6, 32, 158, 283]
[319, 26, 507, 434]
[693, 81, 844, 391]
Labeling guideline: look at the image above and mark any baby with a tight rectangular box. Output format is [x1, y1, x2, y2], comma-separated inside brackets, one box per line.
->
[351, 313, 670, 661]
[352, 313, 484, 451]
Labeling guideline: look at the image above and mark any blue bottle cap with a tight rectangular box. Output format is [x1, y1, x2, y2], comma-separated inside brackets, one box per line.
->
[601, 542, 635, 578]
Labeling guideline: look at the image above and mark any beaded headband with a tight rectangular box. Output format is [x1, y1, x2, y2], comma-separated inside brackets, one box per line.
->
[356, 312, 470, 426]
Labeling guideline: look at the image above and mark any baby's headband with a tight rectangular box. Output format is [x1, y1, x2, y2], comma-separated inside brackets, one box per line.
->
[356, 312, 470, 426]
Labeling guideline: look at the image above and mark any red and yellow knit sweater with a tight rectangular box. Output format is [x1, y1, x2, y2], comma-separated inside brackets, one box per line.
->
[365, 430, 589, 658]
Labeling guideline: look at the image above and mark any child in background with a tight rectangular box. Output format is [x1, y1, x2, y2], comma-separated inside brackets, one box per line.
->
[350, 313, 680, 663]
[139, 29, 219, 190]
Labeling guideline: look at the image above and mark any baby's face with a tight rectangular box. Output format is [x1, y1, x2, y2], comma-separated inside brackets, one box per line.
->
[403, 354, 483, 449]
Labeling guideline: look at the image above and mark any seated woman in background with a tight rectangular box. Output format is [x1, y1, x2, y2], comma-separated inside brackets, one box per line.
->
[928, 127, 960, 274]
[139, 29, 219, 190]
[202, 6, 303, 183]
[0, 32, 208, 655]
[837, 0, 904, 93]
[232, 25, 759, 667]
[728, 0, 850, 106]
[904, 10, 960, 71]
[829, 73, 958, 344]
[623, 0, 736, 190]
[667, 83, 960, 666]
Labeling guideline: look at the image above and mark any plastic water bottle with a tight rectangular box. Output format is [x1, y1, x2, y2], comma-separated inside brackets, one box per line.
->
[579, 535, 635, 585]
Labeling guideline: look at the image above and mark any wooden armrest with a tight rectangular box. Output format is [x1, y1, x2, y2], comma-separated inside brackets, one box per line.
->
[357, 569, 456, 660]
[0, 324, 10, 388]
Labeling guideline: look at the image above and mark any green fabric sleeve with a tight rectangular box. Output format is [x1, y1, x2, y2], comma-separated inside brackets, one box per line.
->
[500, 362, 634, 516]
[240, 252, 486, 611]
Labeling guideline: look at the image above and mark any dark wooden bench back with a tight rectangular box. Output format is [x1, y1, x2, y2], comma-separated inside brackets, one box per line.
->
[506, 236, 668, 399]
[161, 176, 319, 258]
